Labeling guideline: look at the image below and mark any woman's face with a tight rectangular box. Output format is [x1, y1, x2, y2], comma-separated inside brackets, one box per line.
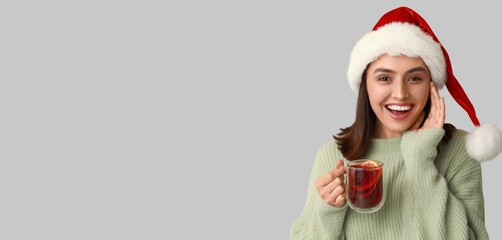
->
[365, 54, 431, 138]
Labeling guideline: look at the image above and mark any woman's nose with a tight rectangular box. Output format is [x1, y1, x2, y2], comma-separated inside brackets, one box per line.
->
[392, 82, 409, 100]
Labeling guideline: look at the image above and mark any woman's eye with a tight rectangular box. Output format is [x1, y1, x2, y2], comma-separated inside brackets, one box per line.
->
[378, 76, 390, 81]
[409, 76, 422, 81]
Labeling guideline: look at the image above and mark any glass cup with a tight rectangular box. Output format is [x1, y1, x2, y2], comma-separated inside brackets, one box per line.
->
[345, 159, 385, 213]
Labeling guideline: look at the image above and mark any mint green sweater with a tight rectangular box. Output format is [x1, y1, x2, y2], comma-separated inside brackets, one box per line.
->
[290, 129, 488, 240]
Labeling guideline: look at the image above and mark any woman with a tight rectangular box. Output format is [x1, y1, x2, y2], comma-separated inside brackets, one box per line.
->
[290, 6, 502, 240]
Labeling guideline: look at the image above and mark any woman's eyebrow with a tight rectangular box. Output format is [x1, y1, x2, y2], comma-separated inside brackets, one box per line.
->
[372, 67, 427, 74]
[373, 68, 394, 74]
[405, 67, 427, 74]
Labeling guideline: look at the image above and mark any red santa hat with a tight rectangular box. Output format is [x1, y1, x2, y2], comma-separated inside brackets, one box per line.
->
[347, 6, 502, 162]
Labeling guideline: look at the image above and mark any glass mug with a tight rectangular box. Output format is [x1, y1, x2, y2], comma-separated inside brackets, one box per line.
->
[345, 159, 385, 213]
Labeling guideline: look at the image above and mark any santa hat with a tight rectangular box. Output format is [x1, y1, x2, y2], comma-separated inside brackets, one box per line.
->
[347, 6, 502, 162]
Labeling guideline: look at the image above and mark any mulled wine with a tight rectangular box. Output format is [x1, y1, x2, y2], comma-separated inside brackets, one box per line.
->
[346, 159, 385, 213]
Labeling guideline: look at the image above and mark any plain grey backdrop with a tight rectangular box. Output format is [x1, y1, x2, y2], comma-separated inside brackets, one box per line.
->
[1, 1, 501, 239]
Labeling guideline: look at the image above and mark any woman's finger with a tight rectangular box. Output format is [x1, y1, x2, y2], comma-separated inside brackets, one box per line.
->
[430, 82, 439, 120]
[431, 83, 444, 126]
[438, 96, 445, 125]
[333, 193, 346, 207]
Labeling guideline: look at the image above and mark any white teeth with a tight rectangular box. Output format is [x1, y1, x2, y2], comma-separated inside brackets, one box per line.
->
[387, 105, 411, 111]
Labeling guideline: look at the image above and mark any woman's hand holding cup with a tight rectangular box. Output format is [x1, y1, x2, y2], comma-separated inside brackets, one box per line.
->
[315, 160, 347, 207]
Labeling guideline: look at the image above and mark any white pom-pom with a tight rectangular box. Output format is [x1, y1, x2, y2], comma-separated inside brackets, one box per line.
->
[465, 124, 502, 162]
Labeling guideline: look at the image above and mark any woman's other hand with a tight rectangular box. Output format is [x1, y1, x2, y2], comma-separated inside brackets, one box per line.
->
[421, 82, 445, 129]
[410, 82, 446, 131]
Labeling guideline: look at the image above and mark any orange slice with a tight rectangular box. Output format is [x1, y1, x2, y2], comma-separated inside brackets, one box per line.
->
[361, 160, 380, 168]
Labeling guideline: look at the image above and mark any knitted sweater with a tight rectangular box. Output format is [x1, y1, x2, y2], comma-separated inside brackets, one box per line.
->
[290, 129, 488, 240]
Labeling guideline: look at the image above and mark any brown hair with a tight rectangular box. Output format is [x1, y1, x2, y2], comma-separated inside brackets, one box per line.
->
[333, 70, 455, 160]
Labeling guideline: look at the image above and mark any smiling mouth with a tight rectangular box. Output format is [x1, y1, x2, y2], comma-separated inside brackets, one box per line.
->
[386, 104, 412, 115]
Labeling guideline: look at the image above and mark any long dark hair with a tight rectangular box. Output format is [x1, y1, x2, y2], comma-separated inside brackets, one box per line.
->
[333, 71, 455, 160]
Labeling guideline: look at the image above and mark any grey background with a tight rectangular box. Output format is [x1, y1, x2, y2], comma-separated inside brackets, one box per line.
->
[1, 1, 501, 239]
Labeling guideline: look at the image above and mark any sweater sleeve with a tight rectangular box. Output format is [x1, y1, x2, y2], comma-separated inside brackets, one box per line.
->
[290, 140, 348, 240]
[400, 129, 488, 240]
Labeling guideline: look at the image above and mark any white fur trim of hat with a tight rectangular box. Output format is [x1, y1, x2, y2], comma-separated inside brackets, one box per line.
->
[347, 22, 446, 93]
